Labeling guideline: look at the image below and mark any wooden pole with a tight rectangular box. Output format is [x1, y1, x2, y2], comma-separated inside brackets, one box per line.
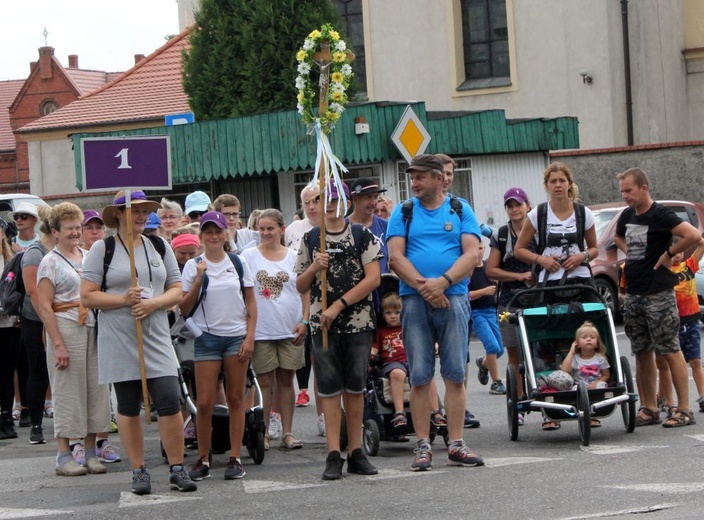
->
[314, 41, 332, 349]
[124, 189, 152, 424]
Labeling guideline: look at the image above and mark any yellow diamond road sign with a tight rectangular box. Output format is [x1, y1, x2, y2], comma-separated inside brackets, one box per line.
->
[391, 105, 431, 164]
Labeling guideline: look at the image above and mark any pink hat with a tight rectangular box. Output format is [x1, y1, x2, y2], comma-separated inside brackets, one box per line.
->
[171, 233, 200, 250]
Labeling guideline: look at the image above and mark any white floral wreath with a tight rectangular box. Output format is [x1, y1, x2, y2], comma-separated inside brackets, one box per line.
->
[295, 24, 354, 133]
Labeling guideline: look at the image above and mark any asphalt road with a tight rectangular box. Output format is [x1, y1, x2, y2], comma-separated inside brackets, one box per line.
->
[2, 324, 704, 520]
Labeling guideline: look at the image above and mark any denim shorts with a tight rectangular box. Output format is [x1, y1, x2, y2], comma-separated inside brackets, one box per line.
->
[401, 294, 470, 386]
[311, 331, 372, 397]
[471, 307, 505, 358]
[194, 332, 245, 362]
[679, 321, 701, 362]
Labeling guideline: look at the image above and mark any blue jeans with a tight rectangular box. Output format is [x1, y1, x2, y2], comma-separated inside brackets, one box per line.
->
[471, 307, 505, 357]
[401, 294, 470, 386]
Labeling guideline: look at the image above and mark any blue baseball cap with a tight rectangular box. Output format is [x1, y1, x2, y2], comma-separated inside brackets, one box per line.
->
[185, 191, 211, 214]
[145, 212, 161, 229]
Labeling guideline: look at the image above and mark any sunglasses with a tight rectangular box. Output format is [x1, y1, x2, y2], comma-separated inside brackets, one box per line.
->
[13, 214, 31, 221]
[304, 196, 321, 205]
[188, 211, 205, 219]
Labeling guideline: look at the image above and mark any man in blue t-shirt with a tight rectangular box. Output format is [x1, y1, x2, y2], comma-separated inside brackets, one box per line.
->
[387, 154, 484, 471]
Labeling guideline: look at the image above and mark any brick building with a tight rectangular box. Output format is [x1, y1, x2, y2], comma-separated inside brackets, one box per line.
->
[0, 47, 124, 192]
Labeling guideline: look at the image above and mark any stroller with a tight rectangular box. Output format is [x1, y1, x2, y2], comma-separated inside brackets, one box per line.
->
[505, 284, 638, 446]
[361, 274, 448, 456]
[162, 323, 267, 465]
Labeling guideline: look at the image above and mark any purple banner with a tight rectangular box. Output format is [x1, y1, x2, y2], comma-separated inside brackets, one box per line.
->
[81, 136, 171, 192]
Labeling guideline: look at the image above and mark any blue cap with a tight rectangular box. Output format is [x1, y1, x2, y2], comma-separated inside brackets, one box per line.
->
[145, 212, 161, 229]
[185, 191, 211, 214]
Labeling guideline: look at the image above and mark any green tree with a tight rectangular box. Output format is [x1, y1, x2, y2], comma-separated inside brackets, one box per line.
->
[182, 0, 347, 121]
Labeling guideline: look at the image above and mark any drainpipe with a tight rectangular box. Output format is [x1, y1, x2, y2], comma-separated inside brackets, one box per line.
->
[620, 0, 634, 145]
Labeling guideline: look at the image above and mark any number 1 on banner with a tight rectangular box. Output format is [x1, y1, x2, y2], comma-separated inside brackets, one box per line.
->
[115, 148, 132, 170]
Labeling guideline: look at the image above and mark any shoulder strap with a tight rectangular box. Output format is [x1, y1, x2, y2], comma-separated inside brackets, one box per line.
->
[574, 202, 586, 252]
[402, 199, 414, 240]
[101, 236, 116, 292]
[350, 223, 364, 260]
[537, 202, 548, 255]
[145, 234, 167, 259]
[186, 256, 210, 319]
[497, 224, 509, 261]
[226, 252, 245, 301]
[449, 196, 463, 218]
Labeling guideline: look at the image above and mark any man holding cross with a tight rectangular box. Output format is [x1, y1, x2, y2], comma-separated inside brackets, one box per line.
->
[387, 154, 484, 471]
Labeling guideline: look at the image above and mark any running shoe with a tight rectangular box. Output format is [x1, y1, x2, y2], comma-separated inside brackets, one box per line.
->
[295, 389, 310, 407]
[131, 466, 151, 495]
[490, 380, 507, 395]
[411, 443, 433, 471]
[447, 441, 484, 467]
[97, 442, 121, 463]
[170, 465, 197, 491]
[29, 425, 45, 444]
[475, 356, 489, 385]
[268, 412, 282, 440]
[188, 458, 211, 481]
[224, 457, 245, 480]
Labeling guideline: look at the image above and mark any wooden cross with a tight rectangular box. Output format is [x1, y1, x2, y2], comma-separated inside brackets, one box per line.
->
[312, 41, 354, 349]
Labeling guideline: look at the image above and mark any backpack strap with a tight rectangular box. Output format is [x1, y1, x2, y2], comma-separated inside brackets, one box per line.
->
[536, 202, 548, 255]
[497, 224, 509, 261]
[226, 251, 245, 301]
[145, 233, 167, 259]
[185, 256, 210, 319]
[101, 236, 116, 292]
[307, 224, 364, 262]
[574, 202, 586, 253]
[306, 227, 321, 262]
[402, 199, 414, 241]
[449, 196, 463, 218]
[350, 223, 364, 260]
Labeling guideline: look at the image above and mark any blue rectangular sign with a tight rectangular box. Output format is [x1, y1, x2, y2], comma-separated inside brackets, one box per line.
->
[80, 136, 172, 192]
[165, 112, 195, 126]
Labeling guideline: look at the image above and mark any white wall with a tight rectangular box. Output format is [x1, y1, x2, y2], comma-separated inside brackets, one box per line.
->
[27, 139, 80, 197]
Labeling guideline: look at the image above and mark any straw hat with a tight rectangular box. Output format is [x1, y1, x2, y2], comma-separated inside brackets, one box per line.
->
[102, 190, 161, 228]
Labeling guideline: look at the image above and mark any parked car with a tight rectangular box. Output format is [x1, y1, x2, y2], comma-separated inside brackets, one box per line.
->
[0, 194, 47, 214]
[588, 200, 704, 315]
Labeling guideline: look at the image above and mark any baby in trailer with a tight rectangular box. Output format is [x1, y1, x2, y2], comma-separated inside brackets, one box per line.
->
[560, 321, 611, 390]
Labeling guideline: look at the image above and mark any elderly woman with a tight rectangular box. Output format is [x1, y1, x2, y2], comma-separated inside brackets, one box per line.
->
[157, 198, 183, 241]
[81, 190, 197, 495]
[36, 202, 109, 476]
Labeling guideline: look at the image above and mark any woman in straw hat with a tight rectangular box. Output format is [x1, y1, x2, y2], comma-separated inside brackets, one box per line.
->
[80, 190, 196, 495]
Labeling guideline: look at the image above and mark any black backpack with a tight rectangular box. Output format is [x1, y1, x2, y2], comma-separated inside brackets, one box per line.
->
[0, 252, 26, 316]
[100, 234, 168, 291]
[306, 223, 365, 262]
[402, 196, 464, 240]
[535, 201, 587, 256]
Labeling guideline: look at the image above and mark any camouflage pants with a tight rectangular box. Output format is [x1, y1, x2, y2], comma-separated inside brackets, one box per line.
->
[623, 290, 680, 355]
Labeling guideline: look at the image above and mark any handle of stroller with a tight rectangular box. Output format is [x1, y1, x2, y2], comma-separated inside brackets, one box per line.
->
[505, 283, 606, 311]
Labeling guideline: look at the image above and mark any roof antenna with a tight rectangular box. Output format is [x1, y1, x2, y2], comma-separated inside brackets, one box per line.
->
[43, 27, 49, 46]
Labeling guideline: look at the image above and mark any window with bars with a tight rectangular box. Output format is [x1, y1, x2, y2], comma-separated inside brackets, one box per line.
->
[459, 0, 510, 90]
[396, 158, 474, 207]
[293, 164, 380, 211]
[332, 0, 367, 97]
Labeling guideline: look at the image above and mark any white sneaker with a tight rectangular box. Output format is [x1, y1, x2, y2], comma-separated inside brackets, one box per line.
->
[268, 412, 282, 440]
[317, 413, 326, 437]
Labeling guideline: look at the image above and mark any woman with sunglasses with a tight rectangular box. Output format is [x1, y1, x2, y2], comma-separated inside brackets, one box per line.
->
[10, 202, 40, 253]
[19, 205, 56, 445]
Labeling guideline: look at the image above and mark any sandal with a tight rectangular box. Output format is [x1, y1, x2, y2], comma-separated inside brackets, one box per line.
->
[662, 408, 696, 428]
[264, 434, 269, 451]
[542, 420, 561, 431]
[391, 411, 407, 429]
[44, 403, 54, 418]
[591, 419, 601, 428]
[280, 432, 303, 449]
[12, 405, 22, 421]
[430, 410, 447, 427]
[635, 407, 662, 427]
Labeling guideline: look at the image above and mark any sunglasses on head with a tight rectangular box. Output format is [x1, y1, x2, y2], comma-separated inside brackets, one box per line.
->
[305, 195, 321, 204]
[188, 211, 205, 219]
[13, 214, 31, 221]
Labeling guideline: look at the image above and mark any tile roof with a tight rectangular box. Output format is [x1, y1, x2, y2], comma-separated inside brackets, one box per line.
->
[0, 80, 24, 151]
[66, 69, 122, 96]
[18, 29, 192, 134]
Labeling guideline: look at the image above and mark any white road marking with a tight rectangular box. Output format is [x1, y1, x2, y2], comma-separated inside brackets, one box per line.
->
[118, 491, 201, 507]
[579, 444, 669, 455]
[558, 503, 677, 519]
[610, 483, 704, 494]
[684, 433, 704, 442]
[365, 468, 448, 480]
[0, 509, 70, 519]
[485, 457, 561, 467]
[243, 480, 327, 493]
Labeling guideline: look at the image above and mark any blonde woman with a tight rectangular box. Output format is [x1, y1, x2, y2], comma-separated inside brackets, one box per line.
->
[36, 202, 110, 476]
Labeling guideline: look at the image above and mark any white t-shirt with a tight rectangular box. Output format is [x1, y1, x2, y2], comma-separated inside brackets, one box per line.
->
[527, 204, 595, 282]
[285, 218, 313, 251]
[182, 254, 254, 337]
[240, 247, 302, 340]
